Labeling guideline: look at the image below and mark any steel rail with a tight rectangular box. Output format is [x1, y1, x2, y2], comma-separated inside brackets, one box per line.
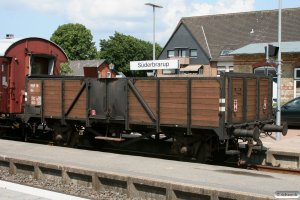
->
[247, 164, 300, 176]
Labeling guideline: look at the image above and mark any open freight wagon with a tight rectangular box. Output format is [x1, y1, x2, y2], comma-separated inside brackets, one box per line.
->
[25, 73, 286, 162]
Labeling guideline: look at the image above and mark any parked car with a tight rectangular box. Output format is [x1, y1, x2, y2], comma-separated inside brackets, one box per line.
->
[281, 97, 300, 126]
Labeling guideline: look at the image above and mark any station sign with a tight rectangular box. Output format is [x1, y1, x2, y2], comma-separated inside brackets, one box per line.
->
[130, 60, 179, 70]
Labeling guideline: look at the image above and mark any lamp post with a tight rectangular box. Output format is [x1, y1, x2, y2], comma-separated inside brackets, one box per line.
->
[276, 0, 282, 141]
[145, 3, 163, 61]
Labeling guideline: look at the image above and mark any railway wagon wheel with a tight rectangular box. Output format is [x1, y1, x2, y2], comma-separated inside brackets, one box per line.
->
[51, 122, 75, 147]
[196, 140, 212, 163]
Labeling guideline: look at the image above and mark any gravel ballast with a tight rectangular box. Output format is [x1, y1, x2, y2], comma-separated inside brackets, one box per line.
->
[0, 168, 138, 200]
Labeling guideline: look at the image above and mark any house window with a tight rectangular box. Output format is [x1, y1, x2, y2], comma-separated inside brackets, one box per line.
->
[167, 50, 175, 58]
[254, 66, 276, 76]
[220, 49, 233, 56]
[178, 49, 187, 57]
[294, 68, 300, 97]
[198, 65, 204, 75]
[163, 69, 176, 75]
[217, 65, 233, 75]
[190, 49, 197, 58]
[294, 68, 300, 79]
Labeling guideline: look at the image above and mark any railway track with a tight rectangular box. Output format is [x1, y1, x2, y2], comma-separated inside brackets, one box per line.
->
[247, 164, 300, 175]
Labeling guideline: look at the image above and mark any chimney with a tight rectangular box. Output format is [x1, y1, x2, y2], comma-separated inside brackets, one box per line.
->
[6, 34, 14, 39]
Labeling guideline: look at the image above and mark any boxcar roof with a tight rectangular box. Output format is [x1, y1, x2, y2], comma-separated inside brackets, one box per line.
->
[0, 37, 68, 58]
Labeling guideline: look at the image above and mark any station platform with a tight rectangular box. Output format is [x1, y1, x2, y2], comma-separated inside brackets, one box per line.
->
[0, 139, 299, 200]
[0, 180, 87, 200]
[261, 128, 300, 169]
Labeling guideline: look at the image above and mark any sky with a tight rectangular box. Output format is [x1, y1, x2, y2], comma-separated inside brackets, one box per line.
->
[0, 0, 299, 48]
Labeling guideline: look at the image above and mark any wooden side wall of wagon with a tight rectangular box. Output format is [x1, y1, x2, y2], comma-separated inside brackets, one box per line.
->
[127, 78, 222, 136]
[25, 77, 87, 122]
[128, 79, 157, 125]
[226, 74, 273, 127]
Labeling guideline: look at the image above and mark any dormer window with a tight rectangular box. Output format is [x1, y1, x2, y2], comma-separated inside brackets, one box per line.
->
[220, 49, 233, 56]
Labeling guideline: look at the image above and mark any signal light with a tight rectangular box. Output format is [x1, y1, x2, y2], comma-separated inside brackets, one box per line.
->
[265, 44, 279, 58]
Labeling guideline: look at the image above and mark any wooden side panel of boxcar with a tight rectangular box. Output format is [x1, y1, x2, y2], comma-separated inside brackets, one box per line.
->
[128, 78, 221, 128]
[231, 78, 244, 124]
[27, 80, 42, 114]
[246, 78, 257, 121]
[227, 75, 272, 125]
[64, 80, 86, 119]
[191, 79, 220, 127]
[128, 80, 157, 124]
[26, 78, 86, 120]
[43, 80, 62, 117]
[259, 78, 271, 121]
[160, 80, 187, 125]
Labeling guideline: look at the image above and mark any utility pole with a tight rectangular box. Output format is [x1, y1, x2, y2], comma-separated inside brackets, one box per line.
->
[145, 3, 163, 61]
[145, 3, 163, 77]
[276, 0, 282, 141]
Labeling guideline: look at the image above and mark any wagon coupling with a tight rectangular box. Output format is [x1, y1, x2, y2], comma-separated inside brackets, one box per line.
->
[261, 123, 288, 136]
[232, 127, 260, 141]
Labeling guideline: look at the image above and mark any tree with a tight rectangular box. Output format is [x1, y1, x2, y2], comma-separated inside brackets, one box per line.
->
[60, 62, 73, 75]
[51, 23, 97, 60]
[99, 32, 162, 77]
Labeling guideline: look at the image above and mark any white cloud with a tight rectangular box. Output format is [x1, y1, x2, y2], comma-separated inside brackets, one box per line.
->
[0, 0, 255, 45]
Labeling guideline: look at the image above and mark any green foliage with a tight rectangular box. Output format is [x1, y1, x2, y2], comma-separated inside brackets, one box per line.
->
[60, 62, 73, 75]
[51, 23, 97, 60]
[99, 32, 162, 77]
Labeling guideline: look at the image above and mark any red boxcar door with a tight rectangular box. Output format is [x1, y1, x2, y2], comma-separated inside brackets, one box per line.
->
[0, 62, 9, 113]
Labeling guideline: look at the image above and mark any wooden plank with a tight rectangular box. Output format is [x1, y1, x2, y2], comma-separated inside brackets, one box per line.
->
[44, 81, 61, 87]
[192, 115, 219, 121]
[129, 116, 152, 123]
[160, 118, 187, 123]
[192, 93, 220, 99]
[130, 91, 156, 98]
[134, 80, 156, 87]
[192, 98, 219, 104]
[44, 94, 62, 99]
[128, 92, 153, 118]
[160, 108, 187, 114]
[160, 104, 187, 109]
[43, 109, 60, 114]
[160, 93, 187, 98]
[160, 98, 187, 104]
[192, 108, 219, 113]
[64, 99, 86, 107]
[192, 80, 219, 88]
[44, 112, 61, 117]
[64, 80, 83, 84]
[192, 120, 219, 127]
[160, 81, 187, 87]
[191, 87, 219, 93]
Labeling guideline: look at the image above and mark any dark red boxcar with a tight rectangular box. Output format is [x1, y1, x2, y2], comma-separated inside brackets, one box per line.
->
[0, 36, 68, 114]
